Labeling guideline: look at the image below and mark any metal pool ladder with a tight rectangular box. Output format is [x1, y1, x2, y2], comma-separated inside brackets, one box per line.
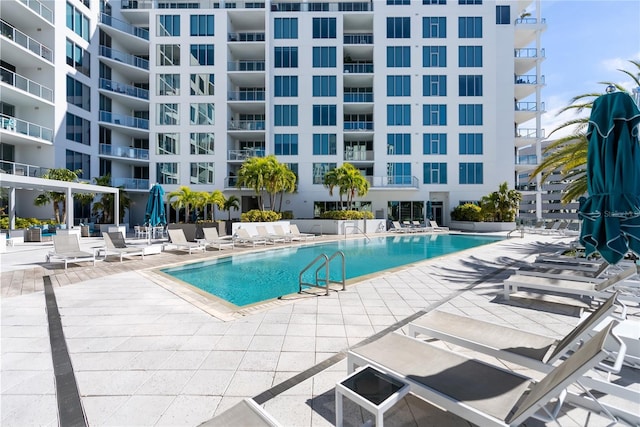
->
[298, 251, 346, 295]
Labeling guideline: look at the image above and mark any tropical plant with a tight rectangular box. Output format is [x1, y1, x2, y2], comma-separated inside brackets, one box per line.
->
[90, 175, 131, 224]
[320, 210, 374, 220]
[167, 186, 198, 223]
[236, 155, 296, 211]
[205, 190, 225, 221]
[323, 163, 369, 210]
[531, 60, 640, 204]
[33, 168, 81, 223]
[451, 203, 483, 222]
[221, 194, 240, 221]
[240, 209, 281, 222]
[479, 182, 522, 222]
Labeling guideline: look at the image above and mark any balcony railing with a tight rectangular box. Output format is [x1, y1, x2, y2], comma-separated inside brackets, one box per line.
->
[228, 149, 266, 161]
[515, 74, 545, 85]
[19, 0, 54, 24]
[112, 177, 149, 190]
[99, 46, 149, 70]
[515, 17, 546, 25]
[0, 160, 48, 177]
[516, 101, 544, 112]
[99, 78, 149, 100]
[99, 13, 149, 40]
[228, 90, 266, 101]
[99, 143, 149, 160]
[228, 32, 265, 42]
[516, 154, 538, 165]
[344, 149, 373, 161]
[227, 60, 265, 71]
[0, 113, 53, 142]
[344, 92, 373, 103]
[121, 0, 263, 8]
[514, 48, 545, 59]
[344, 62, 373, 74]
[369, 175, 418, 188]
[343, 33, 373, 44]
[271, 1, 373, 12]
[344, 121, 373, 131]
[99, 111, 149, 130]
[0, 20, 53, 63]
[0, 67, 53, 102]
[515, 183, 537, 191]
[516, 128, 545, 139]
[228, 120, 265, 130]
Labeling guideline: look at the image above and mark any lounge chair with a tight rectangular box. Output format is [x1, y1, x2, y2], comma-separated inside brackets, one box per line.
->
[515, 259, 615, 282]
[347, 324, 622, 427]
[202, 398, 280, 426]
[289, 224, 315, 240]
[198, 227, 234, 251]
[256, 225, 285, 244]
[411, 220, 429, 232]
[165, 229, 206, 254]
[389, 221, 414, 233]
[102, 232, 145, 262]
[273, 224, 300, 242]
[429, 220, 448, 231]
[533, 254, 606, 272]
[46, 234, 96, 269]
[234, 228, 268, 247]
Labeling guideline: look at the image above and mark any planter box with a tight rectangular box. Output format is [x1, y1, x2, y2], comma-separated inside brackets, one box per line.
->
[291, 219, 387, 235]
[25, 228, 42, 242]
[450, 220, 516, 232]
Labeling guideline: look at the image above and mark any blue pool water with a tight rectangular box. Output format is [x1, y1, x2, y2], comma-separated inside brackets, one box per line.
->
[161, 234, 501, 307]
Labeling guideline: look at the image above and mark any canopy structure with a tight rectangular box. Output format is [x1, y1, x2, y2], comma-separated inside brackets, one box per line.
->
[0, 174, 120, 230]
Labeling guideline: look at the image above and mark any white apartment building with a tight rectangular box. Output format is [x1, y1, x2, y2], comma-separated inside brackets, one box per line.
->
[0, 0, 546, 227]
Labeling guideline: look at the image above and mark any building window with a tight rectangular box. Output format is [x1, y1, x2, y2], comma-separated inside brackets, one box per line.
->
[459, 46, 482, 67]
[67, 76, 91, 111]
[157, 103, 179, 125]
[157, 44, 181, 66]
[422, 17, 446, 38]
[459, 17, 482, 38]
[423, 162, 447, 184]
[459, 133, 483, 154]
[313, 17, 336, 38]
[496, 5, 510, 25]
[312, 76, 337, 96]
[190, 44, 214, 66]
[275, 134, 298, 155]
[423, 0, 446, 3]
[66, 2, 89, 41]
[190, 74, 214, 95]
[386, 17, 410, 38]
[423, 133, 447, 154]
[387, 46, 411, 67]
[387, 105, 411, 126]
[190, 103, 214, 125]
[274, 76, 298, 97]
[66, 113, 90, 145]
[387, 75, 411, 96]
[190, 14, 214, 36]
[274, 105, 298, 126]
[459, 0, 482, 4]
[66, 150, 90, 179]
[157, 163, 178, 185]
[313, 134, 337, 155]
[313, 162, 336, 184]
[459, 75, 483, 96]
[459, 104, 483, 125]
[422, 46, 447, 67]
[275, 47, 298, 68]
[66, 39, 90, 77]
[459, 162, 483, 184]
[190, 162, 214, 184]
[387, 133, 411, 155]
[312, 47, 336, 68]
[158, 15, 180, 36]
[274, 17, 298, 39]
[157, 74, 180, 96]
[387, 0, 410, 4]
[157, 133, 179, 155]
[423, 104, 447, 125]
[387, 162, 411, 185]
[313, 105, 337, 126]
[423, 75, 447, 96]
[190, 133, 214, 154]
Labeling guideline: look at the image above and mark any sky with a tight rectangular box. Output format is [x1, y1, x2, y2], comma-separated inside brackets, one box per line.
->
[536, 0, 640, 139]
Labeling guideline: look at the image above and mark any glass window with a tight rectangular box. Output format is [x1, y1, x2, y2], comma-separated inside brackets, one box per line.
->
[313, 17, 336, 38]
[190, 162, 214, 184]
[157, 103, 179, 125]
[190, 44, 214, 66]
[157, 44, 181, 66]
[190, 103, 214, 125]
[66, 3, 89, 41]
[387, 0, 410, 4]
[274, 105, 299, 126]
[190, 133, 214, 154]
[275, 134, 299, 155]
[422, 46, 447, 67]
[312, 47, 336, 68]
[158, 15, 180, 36]
[423, 104, 447, 125]
[67, 76, 91, 111]
[459, 104, 483, 125]
[274, 76, 298, 97]
[190, 14, 214, 36]
[190, 74, 214, 95]
[313, 134, 337, 155]
[66, 39, 90, 77]
[313, 105, 337, 126]
[496, 5, 510, 24]
[422, 17, 446, 38]
[459, 75, 483, 96]
[387, 46, 411, 67]
[387, 75, 411, 96]
[157, 163, 179, 185]
[275, 47, 298, 68]
[459, 46, 482, 67]
[157, 133, 179, 154]
[274, 17, 298, 39]
[459, 0, 482, 4]
[459, 17, 482, 38]
[387, 162, 411, 185]
[423, 75, 447, 96]
[313, 162, 336, 184]
[459, 162, 483, 184]
[386, 17, 410, 38]
[65, 150, 90, 179]
[423, 0, 446, 3]
[387, 133, 411, 155]
[312, 76, 337, 96]
[459, 133, 483, 154]
[157, 74, 180, 95]
[423, 162, 447, 184]
[65, 113, 90, 145]
[423, 133, 447, 154]
[386, 104, 411, 126]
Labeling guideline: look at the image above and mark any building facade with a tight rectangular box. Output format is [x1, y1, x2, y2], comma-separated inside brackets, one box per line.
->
[0, 0, 546, 227]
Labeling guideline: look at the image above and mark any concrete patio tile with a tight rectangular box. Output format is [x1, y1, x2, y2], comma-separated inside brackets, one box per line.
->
[238, 351, 280, 371]
[0, 336, 50, 353]
[82, 396, 129, 426]
[180, 369, 235, 395]
[225, 321, 261, 336]
[0, 371, 55, 395]
[316, 324, 346, 338]
[276, 351, 316, 372]
[286, 323, 317, 337]
[272, 371, 314, 396]
[255, 322, 289, 336]
[122, 350, 175, 370]
[282, 336, 316, 352]
[289, 313, 318, 324]
[113, 335, 193, 352]
[101, 395, 175, 427]
[136, 370, 195, 395]
[0, 352, 52, 371]
[316, 314, 344, 325]
[213, 334, 253, 351]
[178, 335, 222, 351]
[367, 314, 397, 326]
[159, 350, 210, 370]
[224, 370, 275, 396]
[248, 334, 285, 351]
[193, 322, 232, 336]
[315, 337, 348, 353]
[75, 370, 153, 396]
[264, 394, 312, 427]
[199, 350, 245, 371]
[0, 325, 49, 338]
[155, 395, 220, 427]
[69, 351, 139, 371]
[341, 314, 373, 326]
[0, 394, 57, 427]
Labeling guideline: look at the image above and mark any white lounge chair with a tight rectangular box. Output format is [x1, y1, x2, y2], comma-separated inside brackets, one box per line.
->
[389, 221, 414, 233]
[102, 232, 145, 262]
[234, 228, 268, 247]
[515, 259, 615, 283]
[46, 234, 96, 269]
[256, 225, 285, 244]
[199, 227, 234, 250]
[165, 229, 205, 254]
[429, 220, 449, 231]
[347, 324, 622, 427]
[289, 224, 315, 240]
[273, 224, 300, 242]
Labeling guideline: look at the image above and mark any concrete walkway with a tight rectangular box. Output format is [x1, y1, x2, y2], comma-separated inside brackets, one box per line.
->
[1, 232, 637, 426]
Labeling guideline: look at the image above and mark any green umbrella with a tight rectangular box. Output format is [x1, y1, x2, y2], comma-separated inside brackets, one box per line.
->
[579, 91, 640, 264]
[144, 184, 166, 227]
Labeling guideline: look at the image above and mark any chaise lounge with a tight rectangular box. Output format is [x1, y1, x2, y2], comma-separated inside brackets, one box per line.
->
[102, 232, 145, 262]
[165, 229, 206, 254]
[199, 227, 234, 251]
[46, 234, 96, 270]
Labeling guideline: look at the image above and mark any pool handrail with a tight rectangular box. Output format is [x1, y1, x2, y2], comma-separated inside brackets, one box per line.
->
[299, 250, 345, 295]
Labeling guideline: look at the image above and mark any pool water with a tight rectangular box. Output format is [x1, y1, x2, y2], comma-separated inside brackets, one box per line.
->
[161, 234, 501, 307]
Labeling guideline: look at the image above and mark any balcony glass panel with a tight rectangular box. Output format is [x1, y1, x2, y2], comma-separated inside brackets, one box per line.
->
[99, 46, 149, 70]
[100, 78, 149, 100]
[1, 113, 53, 142]
[100, 13, 149, 40]
[0, 67, 53, 102]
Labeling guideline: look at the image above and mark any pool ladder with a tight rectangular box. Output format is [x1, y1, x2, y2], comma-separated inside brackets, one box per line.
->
[298, 251, 346, 296]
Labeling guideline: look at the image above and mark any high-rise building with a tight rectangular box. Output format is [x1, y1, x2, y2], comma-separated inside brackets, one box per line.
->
[0, 0, 546, 226]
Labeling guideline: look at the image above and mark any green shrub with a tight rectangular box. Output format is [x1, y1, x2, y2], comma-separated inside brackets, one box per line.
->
[280, 211, 294, 220]
[319, 210, 374, 220]
[240, 209, 282, 222]
[450, 204, 483, 222]
[0, 216, 46, 229]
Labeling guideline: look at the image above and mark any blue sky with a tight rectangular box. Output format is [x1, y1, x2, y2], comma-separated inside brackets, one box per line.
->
[537, 0, 640, 137]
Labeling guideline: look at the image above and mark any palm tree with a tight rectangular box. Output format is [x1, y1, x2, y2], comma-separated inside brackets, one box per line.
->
[221, 194, 240, 221]
[532, 60, 640, 204]
[90, 175, 131, 224]
[236, 157, 268, 210]
[323, 167, 347, 209]
[236, 155, 296, 211]
[34, 168, 81, 223]
[275, 166, 297, 212]
[206, 190, 225, 221]
[480, 182, 522, 222]
[323, 163, 369, 210]
[168, 186, 198, 222]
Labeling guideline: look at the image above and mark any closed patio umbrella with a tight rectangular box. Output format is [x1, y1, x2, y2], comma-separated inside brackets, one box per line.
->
[144, 184, 166, 238]
[579, 91, 640, 264]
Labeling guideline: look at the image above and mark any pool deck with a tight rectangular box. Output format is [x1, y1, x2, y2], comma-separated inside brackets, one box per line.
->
[1, 232, 638, 426]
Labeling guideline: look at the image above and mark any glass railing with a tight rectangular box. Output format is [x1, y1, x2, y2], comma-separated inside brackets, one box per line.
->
[514, 47, 545, 59]
[99, 46, 149, 70]
[0, 67, 53, 102]
[369, 175, 418, 187]
[121, 0, 263, 8]
[228, 90, 266, 101]
[0, 113, 53, 142]
[344, 33, 373, 44]
[0, 20, 53, 63]
[271, 1, 372, 12]
[344, 62, 373, 74]
[344, 149, 373, 161]
[99, 13, 149, 40]
[112, 177, 149, 190]
[0, 160, 48, 177]
[99, 143, 149, 160]
[515, 17, 546, 25]
[516, 154, 538, 165]
[228, 148, 265, 160]
[515, 74, 545, 85]
[344, 121, 373, 131]
[228, 120, 266, 130]
[99, 78, 149, 100]
[344, 92, 373, 103]
[515, 183, 537, 191]
[99, 111, 149, 130]
[228, 32, 265, 42]
[227, 60, 265, 71]
[516, 128, 545, 139]
[516, 101, 545, 112]
[225, 176, 239, 187]
[19, 0, 54, 24]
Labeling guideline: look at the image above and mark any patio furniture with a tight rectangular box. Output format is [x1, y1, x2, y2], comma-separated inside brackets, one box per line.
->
[46, 234, 97, 269]
[164, 229, 205, 254]
[198, 227, 234, 250]
[102, 232, 145, 262]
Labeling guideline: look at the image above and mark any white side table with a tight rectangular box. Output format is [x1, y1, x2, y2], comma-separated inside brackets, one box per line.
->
[335, 365, 409, 427]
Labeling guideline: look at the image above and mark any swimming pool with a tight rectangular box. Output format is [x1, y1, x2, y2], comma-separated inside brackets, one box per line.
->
[161, 234, 501, 307]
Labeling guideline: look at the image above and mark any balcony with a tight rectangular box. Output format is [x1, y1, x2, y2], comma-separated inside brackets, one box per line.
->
[514, 47, 545, 75]
[515, 127, 545, 148]
[228, 120, 265, 131]
[515, 154, 538, 172]
[99, 78, 149, 106]
[515, 101, 545, 124]
[0, 113, 53, 143]
[271, 1, 373, 12]
[344, 62, 373, 74]
[228, 148, 266, 161]
[0, 160, 48, 177]
[343, 33, 373, 44]
[515, 17, 547, 47]
[112, 177, 149, 190]
[344, 91, 373, 103]
[0, 67, 53, 102]
[228, 89, 266, 101]
[99, 143, 149, 161]
[228, 60, 266, 71]
[515, 74, 545, 100]
[18, 0, 54, 24]
[99, 111, 149, 130]
[0, 20, 53, 63]
[344, 121, 373, 131]
[228, 32, 265, 42]
[515, 183, 537, 192]
[369, 176, 419, 188]
[344, 149, 373, 161]
[99, 46, 149, 71]
[99, 13, 149, 41]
